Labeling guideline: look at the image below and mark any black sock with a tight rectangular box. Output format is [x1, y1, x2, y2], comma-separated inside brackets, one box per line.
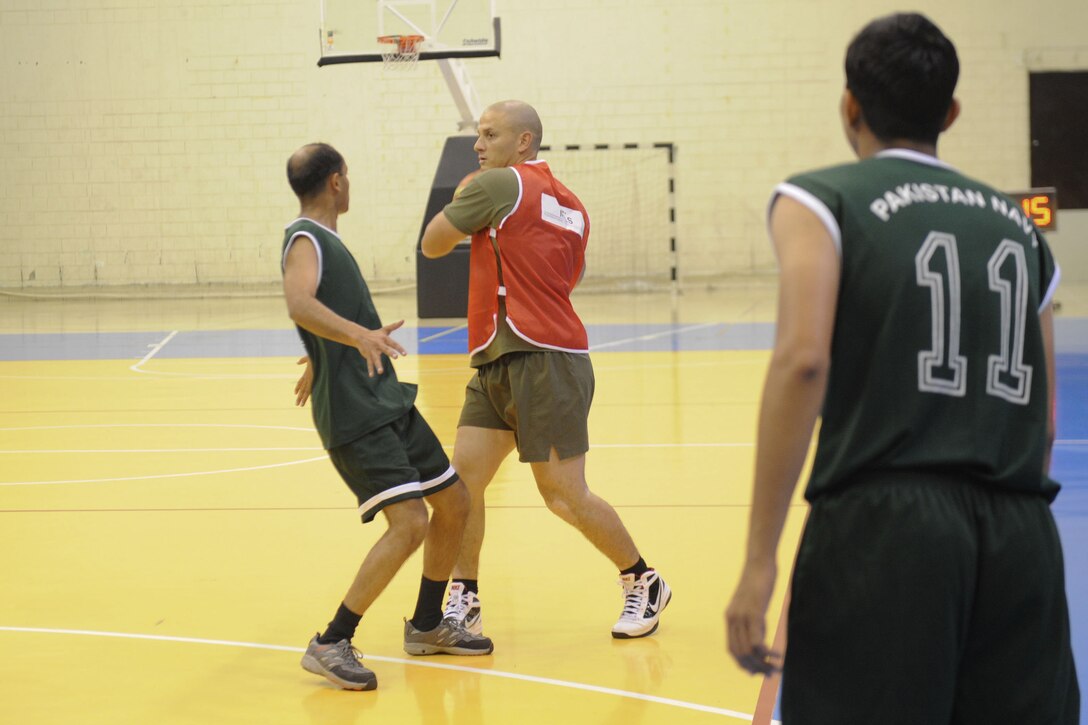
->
[410, 576, 448, 632]
[454, 578, 479, 596]
[620, 557, 649, 578]
[318, 602, 362, 644]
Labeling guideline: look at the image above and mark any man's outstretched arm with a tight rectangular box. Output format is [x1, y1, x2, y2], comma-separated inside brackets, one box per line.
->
[283, 237, 406, 376]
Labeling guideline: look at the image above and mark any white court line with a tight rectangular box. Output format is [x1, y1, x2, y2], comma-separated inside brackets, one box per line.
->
[0, 358, 751, 381]
[594, 442, 753, 448]
[0, 423, 315, 432]
[437, 442, 752, 451]
[590, 322, 723, 351]
[123, 324, 466, 379]
[0, 375, 165, 381]
[126, 331, 296, 379]
[0, 455, 327, 486]
[595, 356, 766, 372]
[0, 626, 759, 721]
[124, 370, 297, 380]
[418, 323, 468, 343]
[0, 447, 322, 454]
[0, 355, 757, 382]
[4, 426, 1081, 447]
[130, 330, 178, 373]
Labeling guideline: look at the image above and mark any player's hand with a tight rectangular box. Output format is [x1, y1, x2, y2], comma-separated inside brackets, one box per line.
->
[294, 356, 313, 407]
[352, 320, 408, 377]
[725, 560, 783, 675]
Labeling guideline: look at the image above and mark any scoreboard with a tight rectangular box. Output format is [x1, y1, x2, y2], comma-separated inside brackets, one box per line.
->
[1007, 187, 1058, 232]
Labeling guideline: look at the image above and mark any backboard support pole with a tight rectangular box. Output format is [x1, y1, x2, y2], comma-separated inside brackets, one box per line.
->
[438, 58, 482, 132]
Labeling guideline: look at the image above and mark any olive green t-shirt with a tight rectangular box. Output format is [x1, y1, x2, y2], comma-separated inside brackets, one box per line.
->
[444, 167, 519, 233]
[443, 168, 547, 367]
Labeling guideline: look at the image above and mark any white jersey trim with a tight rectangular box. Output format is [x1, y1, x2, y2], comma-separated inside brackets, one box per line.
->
[505, 316, 590, 354]
[497, 168, 524, 230]
[282, 217, 341, 278]
[875, 148, 956, 171]
[1041, 262, 1061, 313]
[287, 216, 342, 239]
[468, 313, 500, 357]
[770, 182, 843, 257]
[282, 232, 323, 280]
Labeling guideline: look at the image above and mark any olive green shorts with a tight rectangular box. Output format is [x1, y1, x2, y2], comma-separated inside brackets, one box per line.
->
[458, 351, 594, 463]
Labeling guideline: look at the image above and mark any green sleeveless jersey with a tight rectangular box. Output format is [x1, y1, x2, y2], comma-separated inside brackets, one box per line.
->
[775, 149, 1060, 501]
[281, 218, 416, 449]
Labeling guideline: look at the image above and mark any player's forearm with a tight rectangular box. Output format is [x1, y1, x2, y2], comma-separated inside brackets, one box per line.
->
[744, 352, 827, 565]
[287, 294, 368, 349]
[421, 212, 470, 258]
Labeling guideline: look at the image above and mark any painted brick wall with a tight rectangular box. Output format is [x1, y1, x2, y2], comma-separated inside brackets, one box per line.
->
[1, 0, 1084, 289]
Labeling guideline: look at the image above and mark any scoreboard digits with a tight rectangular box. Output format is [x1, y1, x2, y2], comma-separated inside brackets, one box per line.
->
[1007, 187, 1058, 232]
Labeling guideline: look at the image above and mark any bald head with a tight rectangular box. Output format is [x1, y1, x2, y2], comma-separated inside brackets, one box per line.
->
[474, 101, 544, 170]
[287, 142, 344, 200]
[486, 100, 543, 154]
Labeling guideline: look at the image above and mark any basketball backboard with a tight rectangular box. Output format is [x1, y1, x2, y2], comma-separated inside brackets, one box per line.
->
[318, 0, 500, 66]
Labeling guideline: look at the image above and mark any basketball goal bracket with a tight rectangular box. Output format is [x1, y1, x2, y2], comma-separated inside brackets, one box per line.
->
[318, 0, 499, 132]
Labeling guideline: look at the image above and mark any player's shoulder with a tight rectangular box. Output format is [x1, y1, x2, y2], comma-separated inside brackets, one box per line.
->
[471, 167, 520, 199]
[784, 159, 866, 189]
[475, 166, 517, 186]
[773, 161, 858, 215]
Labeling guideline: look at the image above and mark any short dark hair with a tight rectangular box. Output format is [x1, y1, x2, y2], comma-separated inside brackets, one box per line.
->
[286, 143, 344, 200]
[845, 13, 959, 145]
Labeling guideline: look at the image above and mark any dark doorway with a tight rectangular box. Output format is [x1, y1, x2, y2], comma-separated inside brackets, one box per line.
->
[1030, 72, 1088, 209]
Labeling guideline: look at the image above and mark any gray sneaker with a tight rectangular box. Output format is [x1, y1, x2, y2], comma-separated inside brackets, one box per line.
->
[403, 616, 494, 656]
[300, 634, 377, 690]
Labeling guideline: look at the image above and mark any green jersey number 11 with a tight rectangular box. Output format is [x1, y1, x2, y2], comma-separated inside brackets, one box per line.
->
[915, 232, 1033, 405]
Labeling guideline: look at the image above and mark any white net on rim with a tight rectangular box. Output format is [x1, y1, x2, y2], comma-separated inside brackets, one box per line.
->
[379, 35, 423, 71]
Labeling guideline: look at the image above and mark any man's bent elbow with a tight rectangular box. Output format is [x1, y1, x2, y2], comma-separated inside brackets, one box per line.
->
[773, 347, 830, 384]
[286, 306, 306, 327]
[284, 294, 312, 327]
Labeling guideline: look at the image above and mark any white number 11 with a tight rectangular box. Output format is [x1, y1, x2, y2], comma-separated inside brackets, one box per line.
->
[914, 232, 1032, 405]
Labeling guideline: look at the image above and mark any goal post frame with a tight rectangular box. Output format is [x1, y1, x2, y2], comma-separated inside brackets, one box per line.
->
[539, 142, 678, 293]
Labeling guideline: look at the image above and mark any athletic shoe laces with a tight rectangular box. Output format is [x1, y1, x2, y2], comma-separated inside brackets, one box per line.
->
[326, 640, 365, 669]
[619, 576, 651, 620]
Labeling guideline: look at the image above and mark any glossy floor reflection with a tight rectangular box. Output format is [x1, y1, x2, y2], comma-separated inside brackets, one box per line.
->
[1, 283, 1085, 724]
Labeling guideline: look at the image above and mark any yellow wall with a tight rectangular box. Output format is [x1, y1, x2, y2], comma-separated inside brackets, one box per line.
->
[1, 0, 1085, 288]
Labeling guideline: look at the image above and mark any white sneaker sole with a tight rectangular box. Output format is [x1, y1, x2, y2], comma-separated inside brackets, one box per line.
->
[611, 584, 672, 639]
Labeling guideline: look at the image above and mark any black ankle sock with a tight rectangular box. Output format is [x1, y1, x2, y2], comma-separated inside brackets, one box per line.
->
[410, 576, 448, 632]
[318, 602, 362, 644]
[454, 578, 479, 596]
[620, 557, 649, 578]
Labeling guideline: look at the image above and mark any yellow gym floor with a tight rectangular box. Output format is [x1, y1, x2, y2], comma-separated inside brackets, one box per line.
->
[0, 285, 843, 724]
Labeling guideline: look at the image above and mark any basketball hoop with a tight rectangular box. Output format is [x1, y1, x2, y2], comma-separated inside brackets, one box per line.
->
[377, 34, 424, 71]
